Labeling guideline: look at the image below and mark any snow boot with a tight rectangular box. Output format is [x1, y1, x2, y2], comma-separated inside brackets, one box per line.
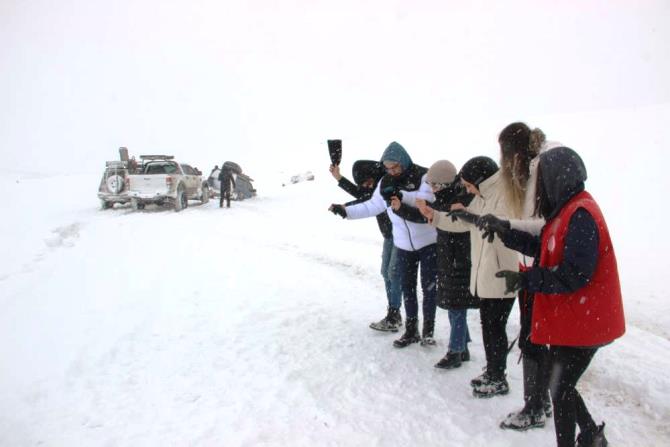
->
[369, 307, 402, 332]
[543, 397, 553, 418]
[461, 345, 470, 362]
[434, 351, 462, 369]
[470, 368, 490, 387]
[420, 319, 436, 346]
[393, 317, 420, 348]
[577, 422, 608, 447]
[472, 375, 509, 398]
[499, 408, 545, 431]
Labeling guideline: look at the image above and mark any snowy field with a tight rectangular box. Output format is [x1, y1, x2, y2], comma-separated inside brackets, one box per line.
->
[1, 106, 670, 446]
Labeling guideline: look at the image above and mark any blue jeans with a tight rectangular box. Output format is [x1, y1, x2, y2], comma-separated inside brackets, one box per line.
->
[447, 309, 471, 353]
[396, 244, 437, 321]
[381, 237, 402, 309]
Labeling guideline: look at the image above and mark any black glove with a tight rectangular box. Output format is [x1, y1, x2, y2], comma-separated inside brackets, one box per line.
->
[477, 214, 511, 243]
[329, 204, 347, 219]
[495, 270, 526, 295]
[448, 209, 480, 225]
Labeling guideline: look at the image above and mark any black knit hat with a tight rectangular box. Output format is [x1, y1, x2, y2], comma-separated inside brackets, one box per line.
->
[459, 156, 499, 187]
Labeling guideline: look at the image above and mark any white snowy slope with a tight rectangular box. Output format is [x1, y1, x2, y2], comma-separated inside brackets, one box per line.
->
[1, 112, 670, 446]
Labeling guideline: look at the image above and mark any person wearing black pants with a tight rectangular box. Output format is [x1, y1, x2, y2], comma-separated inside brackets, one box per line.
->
[218, 166, 235, 208]
[477, 122, 562, 430]
[424, 156, 519, 398]
[478, 297, 515, 381]
[550, 346, 599, 447]
[490, 147, 625, 446]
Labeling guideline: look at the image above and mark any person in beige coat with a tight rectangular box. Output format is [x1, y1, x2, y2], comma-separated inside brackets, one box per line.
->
[417, 156, 518, 398]
[478, 122, 564, 430]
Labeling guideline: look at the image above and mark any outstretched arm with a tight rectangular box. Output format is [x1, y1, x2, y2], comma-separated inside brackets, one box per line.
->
[523, 209, 599, 294]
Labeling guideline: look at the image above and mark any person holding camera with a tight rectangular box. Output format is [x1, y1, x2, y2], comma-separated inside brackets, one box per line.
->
[330, 142, 438, 348]
[328, 160, 403, 332]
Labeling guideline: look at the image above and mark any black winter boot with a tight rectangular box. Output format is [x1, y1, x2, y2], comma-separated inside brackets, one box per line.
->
[461, 345, 471, 362]
[472, 374, 509, 398]
[434, 351, 462, 369]
[393, 317, 420, 348]
[420, 319, 436, 346]
[577, 422, 608, 447]
[369, 307, 402, 332]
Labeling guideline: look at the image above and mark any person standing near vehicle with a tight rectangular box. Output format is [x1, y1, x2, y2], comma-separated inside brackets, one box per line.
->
[419, 156, 518, 397]
[329, 160, 402, 332]
[330, 142, 438, 348]
[219, 165, 236, 208]
[492, 146, 625, 447]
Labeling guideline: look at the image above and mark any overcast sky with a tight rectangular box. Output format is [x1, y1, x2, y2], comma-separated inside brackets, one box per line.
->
[1, 0, 669, 175]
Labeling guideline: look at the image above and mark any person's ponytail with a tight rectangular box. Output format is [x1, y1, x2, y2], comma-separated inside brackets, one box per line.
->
[528, 128, 546, 158]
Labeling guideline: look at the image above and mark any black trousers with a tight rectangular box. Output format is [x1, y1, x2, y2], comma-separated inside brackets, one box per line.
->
[479, 297, 515, 379]
[519, 290, 550, 411]
[220, 188, 231, 207]
[550, 346, 598, 447]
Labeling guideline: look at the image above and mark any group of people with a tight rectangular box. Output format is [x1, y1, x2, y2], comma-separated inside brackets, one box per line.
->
[328, 122, 625, 447]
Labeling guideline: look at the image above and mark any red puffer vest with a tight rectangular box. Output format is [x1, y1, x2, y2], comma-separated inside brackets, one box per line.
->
[530, 191, 625, 346]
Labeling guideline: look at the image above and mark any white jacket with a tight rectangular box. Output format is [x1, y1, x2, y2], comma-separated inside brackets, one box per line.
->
[432, 171, 518, 299]
[346, 175, 437, 252]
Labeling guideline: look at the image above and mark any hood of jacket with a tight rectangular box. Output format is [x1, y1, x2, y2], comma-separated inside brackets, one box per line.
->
[380, 142, 413, 171]
[538, 146, 587, 219]
[352, 160, 384, 186]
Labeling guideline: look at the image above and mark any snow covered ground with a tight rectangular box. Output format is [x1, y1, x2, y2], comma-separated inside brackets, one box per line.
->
[1, 105, 670, 446]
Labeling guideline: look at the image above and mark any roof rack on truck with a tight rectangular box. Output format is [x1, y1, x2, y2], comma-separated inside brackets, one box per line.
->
[139, 155, 175, 161]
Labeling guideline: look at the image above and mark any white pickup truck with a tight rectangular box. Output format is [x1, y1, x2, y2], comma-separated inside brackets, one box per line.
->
[127, 155, 210, 211]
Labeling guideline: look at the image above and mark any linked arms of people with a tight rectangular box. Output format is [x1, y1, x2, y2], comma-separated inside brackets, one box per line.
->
[477, 214, 511, 243]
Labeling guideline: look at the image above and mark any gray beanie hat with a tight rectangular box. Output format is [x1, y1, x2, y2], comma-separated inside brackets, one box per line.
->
[426, 160, 458, 184]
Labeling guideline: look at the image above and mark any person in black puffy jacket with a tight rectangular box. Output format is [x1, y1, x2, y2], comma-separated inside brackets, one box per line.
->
[420, 160, 478, 370]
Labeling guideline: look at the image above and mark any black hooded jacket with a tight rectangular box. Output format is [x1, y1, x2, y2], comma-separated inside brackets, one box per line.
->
[500, 147, 600, 294]
[338, 160, 392, 239]
[218, 167, 236, 192]
[432, 185, 479, 309]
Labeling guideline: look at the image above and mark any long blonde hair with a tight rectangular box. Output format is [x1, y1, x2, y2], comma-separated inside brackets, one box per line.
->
[498, 123, 545, 218]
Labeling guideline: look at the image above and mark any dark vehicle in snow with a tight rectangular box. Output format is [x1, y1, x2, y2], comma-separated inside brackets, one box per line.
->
[207, 161, 257, 201]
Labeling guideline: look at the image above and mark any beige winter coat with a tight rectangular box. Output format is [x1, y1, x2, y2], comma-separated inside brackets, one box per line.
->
[432, 171, 519, 299]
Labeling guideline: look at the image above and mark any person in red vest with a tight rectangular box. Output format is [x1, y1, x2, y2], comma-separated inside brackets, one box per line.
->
[479, 146, 625, 447]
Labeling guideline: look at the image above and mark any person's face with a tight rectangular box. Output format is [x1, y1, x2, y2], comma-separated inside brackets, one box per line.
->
[461, 178, 480, 196]
[428, 182, 446, 193]
[361, 178, 375, 190]
[383, 161, 403, 177]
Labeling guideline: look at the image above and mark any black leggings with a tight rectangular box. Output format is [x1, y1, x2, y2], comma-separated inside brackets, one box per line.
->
[549, 346, 598, 447]
[220, 189, 231, 207]
[519, 291, 551, 412]
[479, 298, 515, 379]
